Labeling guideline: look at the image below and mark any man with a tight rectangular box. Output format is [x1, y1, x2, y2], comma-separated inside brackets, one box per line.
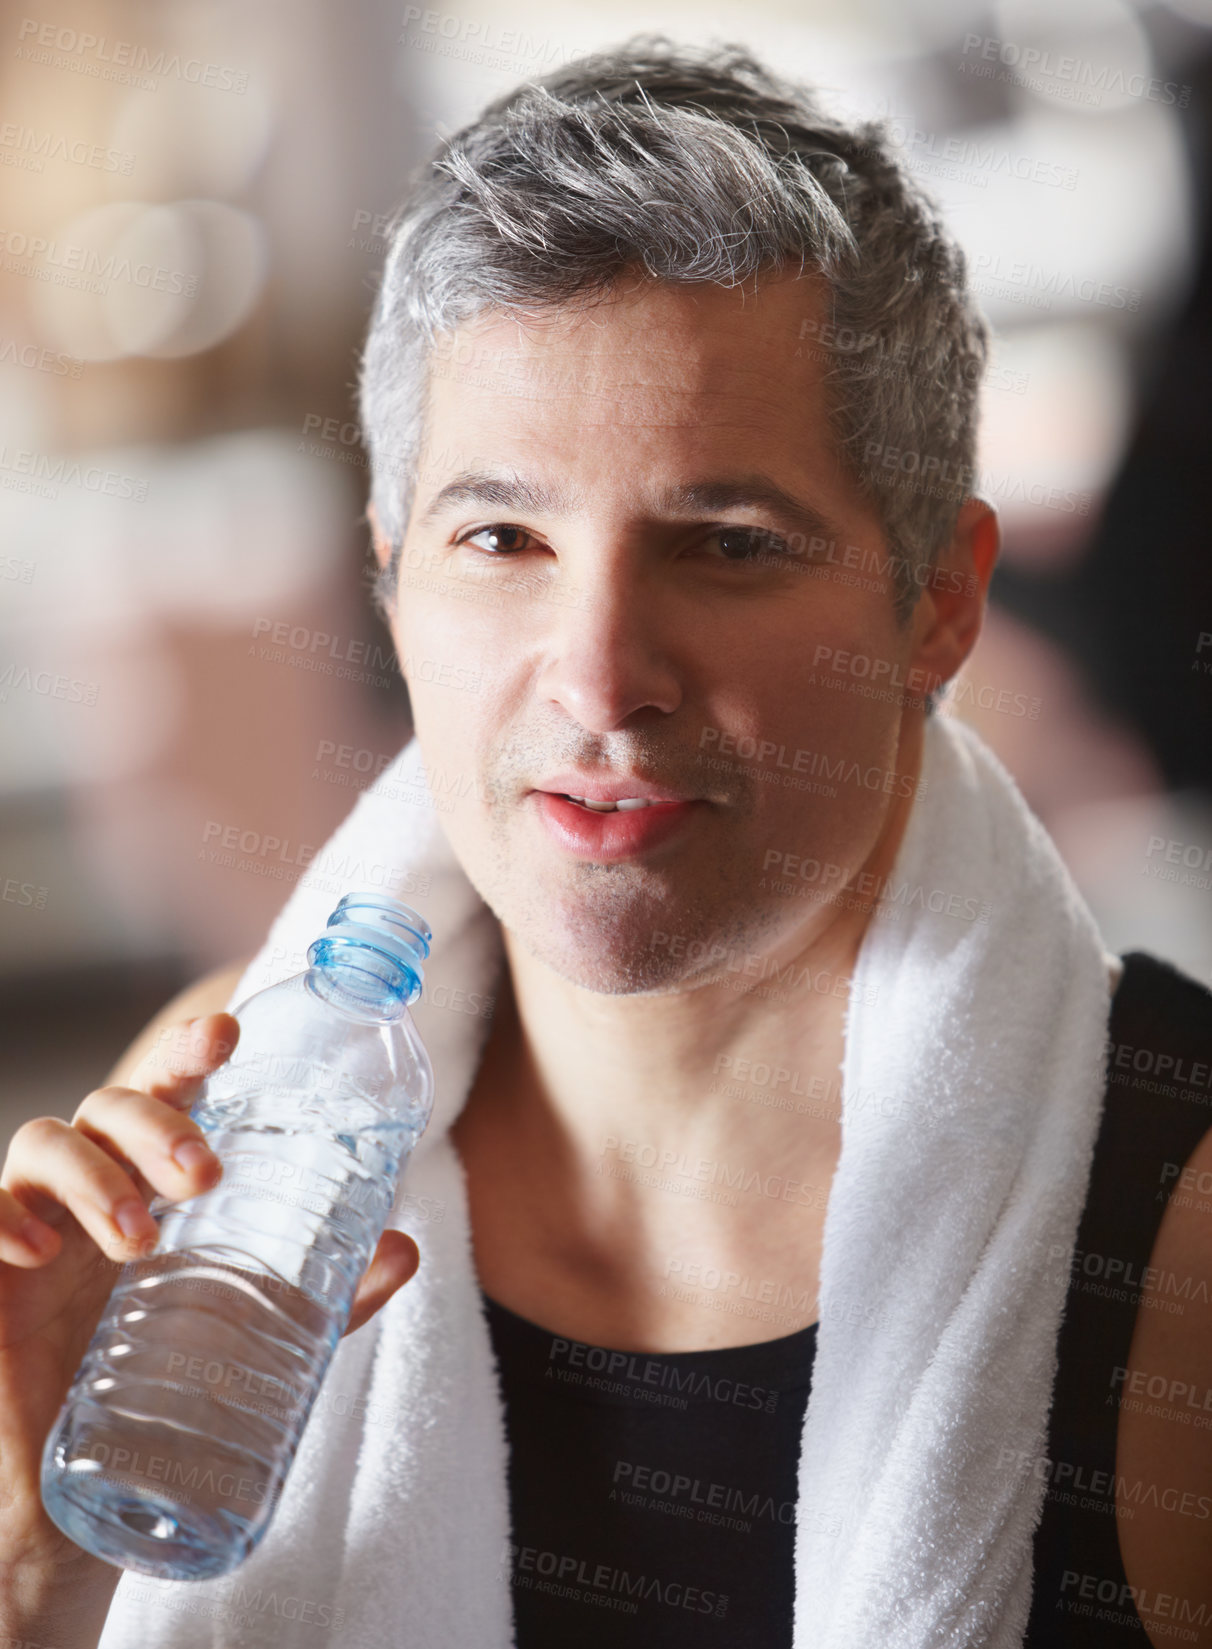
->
[3, 34, 1210, 1649]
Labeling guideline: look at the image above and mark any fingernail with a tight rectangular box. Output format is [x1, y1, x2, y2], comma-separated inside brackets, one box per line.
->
[114, 1198, 151, 1242]
[172, 1138, 218, 1177]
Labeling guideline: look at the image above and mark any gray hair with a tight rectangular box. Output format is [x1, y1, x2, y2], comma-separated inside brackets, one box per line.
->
[359, 33, 989, 623]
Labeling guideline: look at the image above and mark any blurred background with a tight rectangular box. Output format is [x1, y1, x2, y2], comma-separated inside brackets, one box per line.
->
[3, 0, 1211, 1130]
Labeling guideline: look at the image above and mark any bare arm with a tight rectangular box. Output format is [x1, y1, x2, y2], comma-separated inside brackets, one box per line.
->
[1118, 1121, 1212, 1645]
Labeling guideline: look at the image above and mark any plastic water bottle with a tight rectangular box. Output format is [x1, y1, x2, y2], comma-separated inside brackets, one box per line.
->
[40, 891, 436, 1581]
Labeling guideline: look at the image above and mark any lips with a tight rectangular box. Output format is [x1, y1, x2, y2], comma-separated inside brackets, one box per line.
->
[535, 771, 697, 807]
[533, 790, 703, 860]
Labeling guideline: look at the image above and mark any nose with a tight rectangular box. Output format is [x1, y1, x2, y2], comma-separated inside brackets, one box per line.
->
[534, 561, 682, 733]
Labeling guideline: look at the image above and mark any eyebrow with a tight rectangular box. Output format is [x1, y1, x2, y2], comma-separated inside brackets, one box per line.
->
[418, 469, 845, 545]
[657, 478, 845, 546]
[418, 472, 582, 526]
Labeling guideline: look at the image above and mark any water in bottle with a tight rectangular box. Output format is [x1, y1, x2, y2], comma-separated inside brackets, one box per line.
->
[40, 891, 436, 1580]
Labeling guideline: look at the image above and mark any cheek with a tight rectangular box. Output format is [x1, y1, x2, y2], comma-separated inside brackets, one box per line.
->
[720, 608, 907, 854]
[392, 602, 476, 727]
[730, 597, 903, 743]
[394, 583, 511, 691]
[405, 685, 481, 816]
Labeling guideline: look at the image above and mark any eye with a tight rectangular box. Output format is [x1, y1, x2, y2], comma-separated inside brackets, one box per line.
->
[704, 527, 795, 563]
[457, 524, 540, 556]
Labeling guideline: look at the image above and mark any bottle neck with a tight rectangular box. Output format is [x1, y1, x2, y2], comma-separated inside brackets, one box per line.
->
[304, 941, 412, 1023]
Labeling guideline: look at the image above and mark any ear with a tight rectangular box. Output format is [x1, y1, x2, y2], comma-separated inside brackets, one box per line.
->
[905, 496, 1000, 690]
[367, 501, 393, 573]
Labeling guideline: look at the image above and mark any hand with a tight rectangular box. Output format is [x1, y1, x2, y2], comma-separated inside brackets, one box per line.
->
[0, 1010, 419, 1594]
[0, 1014, 236, 1585]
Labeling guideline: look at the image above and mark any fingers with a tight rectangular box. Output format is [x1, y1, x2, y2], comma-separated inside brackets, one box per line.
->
[0, 1183, 65, 1267]
[2, 1119, 159, 1261]
[0, 1012, 233, 1271]
[1, 1094, 223, 1264]
[123, 1013, 240, 1111]
[343, 1230, 421, 1337]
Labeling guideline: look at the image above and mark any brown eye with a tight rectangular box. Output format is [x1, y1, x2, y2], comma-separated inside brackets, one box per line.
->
[716, 529, 759, 560]
[462, 525, 535, 555]
[710, 528, 790, 562]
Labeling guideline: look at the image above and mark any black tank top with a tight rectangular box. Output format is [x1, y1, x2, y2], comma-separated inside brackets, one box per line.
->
[484, 951, 1212, 1646]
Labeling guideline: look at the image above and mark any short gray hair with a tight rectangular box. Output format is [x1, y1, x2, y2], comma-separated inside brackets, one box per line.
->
[360, 33, 989, 621]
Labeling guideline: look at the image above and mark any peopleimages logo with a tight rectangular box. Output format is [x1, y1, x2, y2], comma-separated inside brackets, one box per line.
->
[877, 118, 1079, 191]
[0, 445, 148, 501]
[2, 877, 49, 910]
[0, 334, 83, 376]
[15, 19, 249, 93]
[862, 440, 1093, 515]
[1059, 1569, 1211, 1627]
[970, 252, 1139, 312]
[0, 229, 197, 297]
[400, 8, 587, 72]
[960, 32, 1190, 108]
[0, 122, 134, 174]
[0, 664, 100, 705]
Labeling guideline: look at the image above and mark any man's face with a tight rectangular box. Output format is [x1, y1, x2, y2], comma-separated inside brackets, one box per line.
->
[377, 272, 939, 994]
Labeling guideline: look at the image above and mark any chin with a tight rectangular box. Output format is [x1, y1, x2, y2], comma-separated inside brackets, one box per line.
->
[520, 935, 701, 997]
[450, 821, 775, 994]
[501, 878, 771, 998]
[503, 889, 676, 993]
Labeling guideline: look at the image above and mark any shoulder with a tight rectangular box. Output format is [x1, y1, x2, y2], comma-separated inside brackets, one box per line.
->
[1109, 949, 1212, 1056]
[1112, 954, 1212, 1645]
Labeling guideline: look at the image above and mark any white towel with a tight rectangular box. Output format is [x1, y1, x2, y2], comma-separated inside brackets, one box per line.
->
[99, 711, 1112, 1649]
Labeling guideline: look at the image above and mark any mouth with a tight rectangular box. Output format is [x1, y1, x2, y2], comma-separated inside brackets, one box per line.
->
[558, 794, 670, 813]
[531, 790, 703, 860]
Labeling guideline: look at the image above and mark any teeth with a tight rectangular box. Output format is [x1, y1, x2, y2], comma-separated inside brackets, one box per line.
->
[565, 795, 659, 812]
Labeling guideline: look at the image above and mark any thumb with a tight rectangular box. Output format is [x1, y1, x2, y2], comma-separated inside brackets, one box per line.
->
[344, 1229, 421, 1337]
[129, 1011, 240, 1109]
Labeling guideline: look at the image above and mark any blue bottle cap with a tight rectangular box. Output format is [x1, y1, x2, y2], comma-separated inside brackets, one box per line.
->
[307, 892, 432, 1007]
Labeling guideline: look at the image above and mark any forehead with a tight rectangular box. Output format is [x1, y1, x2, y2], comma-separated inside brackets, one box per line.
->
[420, 270, 840, 449]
